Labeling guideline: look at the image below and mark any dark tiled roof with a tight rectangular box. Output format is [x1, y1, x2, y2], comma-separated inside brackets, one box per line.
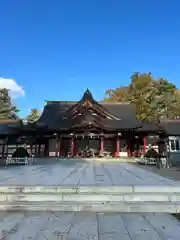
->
[102, 119, 141, 130]
[43, 101, 137, 120]
[37, 102, 137, 128]
[33, 90, 167, 133]
[136, 120, 161, 132]
[159, 120, 180, 136]
[0, 120, 22, 136]
[100, 102, 137, 120]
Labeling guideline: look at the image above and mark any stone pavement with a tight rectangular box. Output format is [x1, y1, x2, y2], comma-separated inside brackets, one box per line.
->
[1, 211, 180, 239]
[134, 163, 180, 182]
[0, 158, 180, 213]
[0, 158, 178, 186]
[1, 159, 180, 239]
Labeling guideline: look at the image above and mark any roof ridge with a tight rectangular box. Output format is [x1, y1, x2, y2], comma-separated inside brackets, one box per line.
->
[99, 101, 130, 105]
[47, 101, 77, 104]
[46, 101, 131, 105]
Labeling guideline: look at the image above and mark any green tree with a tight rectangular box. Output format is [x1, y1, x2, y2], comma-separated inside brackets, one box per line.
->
[0, 88, 19, 119]
[153, 78, 180, 119]
[26, 108, 41, 123]
[105, 72, 180, 120]
[104, 87, 128, 102]
[126, 72, 156, 120]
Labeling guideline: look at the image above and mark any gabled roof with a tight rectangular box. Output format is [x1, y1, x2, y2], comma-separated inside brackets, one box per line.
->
[44, 100, 137, 120]
[32, 89, 180, 134]
[36, 89, 138, 131]
[64, 89, 120, 120]
[70, 111, 105, 130]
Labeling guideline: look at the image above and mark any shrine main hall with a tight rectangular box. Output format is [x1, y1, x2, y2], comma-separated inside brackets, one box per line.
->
[0, 89, 179, 158]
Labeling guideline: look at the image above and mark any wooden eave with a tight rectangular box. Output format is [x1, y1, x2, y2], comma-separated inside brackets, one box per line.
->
[0, 119, 20, 124]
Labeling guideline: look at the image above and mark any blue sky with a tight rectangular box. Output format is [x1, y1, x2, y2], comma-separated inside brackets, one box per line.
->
[0, 0, 180, 117]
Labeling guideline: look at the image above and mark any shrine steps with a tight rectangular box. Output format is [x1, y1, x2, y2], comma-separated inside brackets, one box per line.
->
[0, 185, 180, 213]
[0, 201, 180, 213]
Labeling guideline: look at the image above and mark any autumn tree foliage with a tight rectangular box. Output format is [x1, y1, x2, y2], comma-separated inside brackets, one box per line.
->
[26, 108, 41, 123]
[105, 72, 180, 121]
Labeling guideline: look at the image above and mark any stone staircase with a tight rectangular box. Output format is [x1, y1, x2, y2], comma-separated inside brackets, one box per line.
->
[0, 185, 180, 213]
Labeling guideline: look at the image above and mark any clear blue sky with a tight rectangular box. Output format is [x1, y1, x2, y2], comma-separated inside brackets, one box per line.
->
[0, 0, 180, 116]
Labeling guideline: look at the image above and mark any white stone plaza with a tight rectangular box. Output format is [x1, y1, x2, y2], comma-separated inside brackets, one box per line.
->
[1, 211, 180, 240]
[0, 158, 177, 186]
[0, 158, 180, 239]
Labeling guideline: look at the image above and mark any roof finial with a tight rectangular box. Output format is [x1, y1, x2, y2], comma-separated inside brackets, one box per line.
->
[85, 88, 91, 94]
[81, 88, 93, 102]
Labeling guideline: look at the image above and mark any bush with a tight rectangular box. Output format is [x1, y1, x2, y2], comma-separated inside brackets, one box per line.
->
[12, 147, 29, 158]
[144, 148, 160, 158]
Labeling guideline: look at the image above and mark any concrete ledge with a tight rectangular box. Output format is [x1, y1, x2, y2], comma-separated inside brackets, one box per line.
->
[0, 201, 180, 213]
[133, 186, 180, 193]
[0, 192, 180, 203]
[0, 185, 180, 194]
[0, 186, 78, 193]
[77, 186, 134, 193]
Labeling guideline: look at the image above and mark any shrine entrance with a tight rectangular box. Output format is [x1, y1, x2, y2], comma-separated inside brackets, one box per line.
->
[75, 134, 100, 157]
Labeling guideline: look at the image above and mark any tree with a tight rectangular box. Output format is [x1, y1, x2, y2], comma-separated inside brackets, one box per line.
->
[26, 108, 41, 123]
[104, 72, 180, 120]
[153, 78, 178, 119]
[104, 87, 128, 102]
[126, 72, 157, 120]
[0, 88, 19, 120]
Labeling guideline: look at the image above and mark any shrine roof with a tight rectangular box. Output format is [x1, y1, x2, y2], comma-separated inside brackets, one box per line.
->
[38, 90, 137, 129]
[159, 120, 180, 136]
[136, 120, 161, 133]
[0, 120, 22, 136]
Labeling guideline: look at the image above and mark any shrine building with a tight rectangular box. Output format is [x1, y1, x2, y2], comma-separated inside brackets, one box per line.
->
[0, 89, 180, 160]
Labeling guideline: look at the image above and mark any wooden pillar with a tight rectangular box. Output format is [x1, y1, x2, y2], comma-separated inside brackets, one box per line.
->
[44, 141, 49, 157]
[100, 135, 104, 153]
[38, 144, 41, 157]
[30, 144, 33, 158]
[137, 139, 141, 157]
[55, 138, 58, 157]
[35, 144, 38, 156]
[143, 136, 147, 155]
[115, 135, 120, 158]
[60, 138, 64, 157]
[24, 143, 27, 150]
[5, 137, 8, 158]
[74, 137, 77, 156]
[59, 138, 62, 157]
[127, 139, 131, 157]
[6, 142, 8, 157]
[2, 140, 5, 159]
[71, 136, 75, 157]
[134, 136, 140, 157]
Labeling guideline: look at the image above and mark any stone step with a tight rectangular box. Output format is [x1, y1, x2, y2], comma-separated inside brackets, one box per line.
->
[0, 201, 180, 213]
[0, 192, 180, 202]
[0, 185, 180, 213]
[0, 185, 180, 194]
